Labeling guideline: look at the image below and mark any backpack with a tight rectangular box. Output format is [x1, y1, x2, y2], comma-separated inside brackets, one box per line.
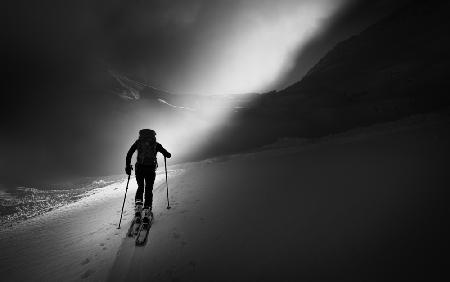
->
[136, 135, 158, 167]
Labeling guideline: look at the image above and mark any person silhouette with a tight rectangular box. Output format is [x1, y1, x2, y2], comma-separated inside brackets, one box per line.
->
[125, 129, 171, 223]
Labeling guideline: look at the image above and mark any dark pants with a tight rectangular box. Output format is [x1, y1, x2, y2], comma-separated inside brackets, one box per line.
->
[135, 164, 156, 209]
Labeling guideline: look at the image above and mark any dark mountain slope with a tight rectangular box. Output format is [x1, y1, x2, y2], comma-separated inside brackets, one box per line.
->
[284, 1, 450, 103]
[197, 1, 450, 159]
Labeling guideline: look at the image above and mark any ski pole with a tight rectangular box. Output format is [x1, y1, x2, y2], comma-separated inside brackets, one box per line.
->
[117, 174, 131, 229]
[165, 156, 171, 209]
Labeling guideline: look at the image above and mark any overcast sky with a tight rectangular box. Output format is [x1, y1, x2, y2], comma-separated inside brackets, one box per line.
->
[1, 0, 408, 186]
[5, 0, 406, 95]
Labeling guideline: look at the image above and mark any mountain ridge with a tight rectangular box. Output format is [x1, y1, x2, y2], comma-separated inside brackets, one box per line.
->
[192, 0, 450, 160]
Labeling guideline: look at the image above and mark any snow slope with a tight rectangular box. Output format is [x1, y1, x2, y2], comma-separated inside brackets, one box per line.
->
[1, 111, 449, 281]
[0, 172, 169, 281]
[109, 111, 450, 281]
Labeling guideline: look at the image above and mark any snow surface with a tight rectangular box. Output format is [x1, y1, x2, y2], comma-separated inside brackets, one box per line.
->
[0, 176, 123, 229]
[1, 111, 449, 281]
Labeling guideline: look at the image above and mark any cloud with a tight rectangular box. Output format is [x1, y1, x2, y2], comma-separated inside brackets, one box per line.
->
[100, 0, 347, 94]
[5, 0, 350, 96]
[1, 0, 406, 186]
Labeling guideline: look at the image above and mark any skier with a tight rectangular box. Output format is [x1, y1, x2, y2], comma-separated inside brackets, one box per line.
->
[125, 129, 171, 224]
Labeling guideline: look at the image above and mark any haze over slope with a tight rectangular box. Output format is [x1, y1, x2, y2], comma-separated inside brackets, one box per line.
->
[2, 1, 448, 189]
[195, 0, 450, 159]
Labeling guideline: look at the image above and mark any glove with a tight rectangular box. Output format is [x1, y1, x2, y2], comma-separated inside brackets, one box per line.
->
[125, 165, 133, 175]
[166, 152, 172, 159]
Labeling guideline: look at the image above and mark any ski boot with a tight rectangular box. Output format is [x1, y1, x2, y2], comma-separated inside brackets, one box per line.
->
[134, 201, 143, 224]
[136, 208, 153, 245]
[127, 201, 144, 237]
[142, 208, 153, 224]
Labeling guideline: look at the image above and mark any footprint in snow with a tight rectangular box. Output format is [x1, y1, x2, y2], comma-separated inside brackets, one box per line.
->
[189, 260, 197, 270]
[80, 269, 95, 279]
[80, 258, 90, 265]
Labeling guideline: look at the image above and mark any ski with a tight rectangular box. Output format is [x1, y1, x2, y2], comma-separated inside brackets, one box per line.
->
[127, 217, 142, 237]
[135, 216, 153, 246]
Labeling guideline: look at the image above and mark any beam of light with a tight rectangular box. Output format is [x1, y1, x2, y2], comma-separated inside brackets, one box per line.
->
[117, 0, 350, 170]
[189, 0, 345, 95]
[147, 1, 349, 165]
[122, 94, 250, 166]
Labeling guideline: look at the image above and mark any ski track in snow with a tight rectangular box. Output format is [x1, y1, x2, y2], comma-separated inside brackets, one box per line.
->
[0, 111, 449, 281]
[0, 169, 184, 281]
[108, 111, 450, 281]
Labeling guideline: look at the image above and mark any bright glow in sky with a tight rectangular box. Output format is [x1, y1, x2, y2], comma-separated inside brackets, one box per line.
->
[130, 1, 348, 164]
[188, 0, 342, 94]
